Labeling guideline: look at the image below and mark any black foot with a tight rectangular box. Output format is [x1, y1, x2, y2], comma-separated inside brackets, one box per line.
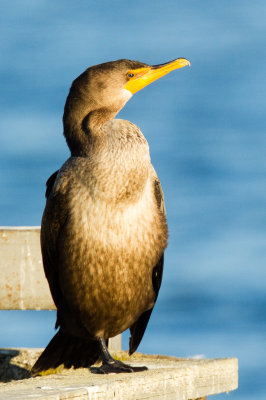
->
[92, 336, 148, 374]
[90, 359, 147, 374]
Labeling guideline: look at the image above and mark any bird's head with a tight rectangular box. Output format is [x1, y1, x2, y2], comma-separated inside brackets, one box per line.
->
[63, 58, 190, 154]
[67, 58, 190, 113]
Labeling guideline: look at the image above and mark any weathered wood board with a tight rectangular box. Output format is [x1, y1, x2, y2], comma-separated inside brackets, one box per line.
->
[0, 349, 238, 400]
[0, 227, 51, 310]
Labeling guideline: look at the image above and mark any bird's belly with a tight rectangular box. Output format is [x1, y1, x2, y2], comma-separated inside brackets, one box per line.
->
[58, 183, 167, 338]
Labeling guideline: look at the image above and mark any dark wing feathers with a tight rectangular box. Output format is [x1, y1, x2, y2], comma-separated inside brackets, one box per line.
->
[129, 177, 166, 354]
[41, 170, 65, 309]
[45, 170, 59, 199]
[154, 177, 166, 216]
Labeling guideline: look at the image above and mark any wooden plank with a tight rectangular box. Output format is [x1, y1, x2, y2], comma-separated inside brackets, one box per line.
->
[0, 349, 238, 400]
[0, 227, 53, 310]
[0, 227, 121, 351]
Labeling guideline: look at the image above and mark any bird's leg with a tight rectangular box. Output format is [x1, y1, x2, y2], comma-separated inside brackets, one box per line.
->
[91, 337, 147, 374]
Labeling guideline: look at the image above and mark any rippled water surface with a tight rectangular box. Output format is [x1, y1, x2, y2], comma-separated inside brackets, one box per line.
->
[1, 1, 266, 398]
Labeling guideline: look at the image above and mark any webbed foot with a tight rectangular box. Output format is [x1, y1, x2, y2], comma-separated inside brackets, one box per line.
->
[91, 359, 147, 374]
[90, 337, 147, 374]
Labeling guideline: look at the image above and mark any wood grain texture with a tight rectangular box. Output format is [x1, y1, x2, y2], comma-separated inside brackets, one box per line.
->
[0, 350, 238, 400]
[0, 227, 53, 310]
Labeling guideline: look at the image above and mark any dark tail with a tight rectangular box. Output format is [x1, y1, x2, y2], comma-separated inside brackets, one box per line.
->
[31, 329, 101, 376]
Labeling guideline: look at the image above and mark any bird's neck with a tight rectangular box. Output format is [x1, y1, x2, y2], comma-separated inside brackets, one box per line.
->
[63, 110, 118, 157]
[63, 96, 125, 157]
[63, 97, 151, 203]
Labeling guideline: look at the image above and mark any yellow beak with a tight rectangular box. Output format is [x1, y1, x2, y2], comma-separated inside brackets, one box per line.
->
[124, 58, 190, 94]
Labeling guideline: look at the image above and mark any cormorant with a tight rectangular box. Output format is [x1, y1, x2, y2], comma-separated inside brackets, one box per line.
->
[31, 58, 190, 375]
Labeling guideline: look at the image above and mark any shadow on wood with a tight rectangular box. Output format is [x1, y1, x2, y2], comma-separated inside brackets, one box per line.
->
[0, 349, 31, 382]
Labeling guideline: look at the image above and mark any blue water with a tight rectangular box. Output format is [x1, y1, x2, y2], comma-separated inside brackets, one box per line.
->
[1, 1, 266, 398]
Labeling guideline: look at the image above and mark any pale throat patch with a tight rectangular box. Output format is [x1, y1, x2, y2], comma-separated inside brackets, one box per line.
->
[122, 88, 133, 101]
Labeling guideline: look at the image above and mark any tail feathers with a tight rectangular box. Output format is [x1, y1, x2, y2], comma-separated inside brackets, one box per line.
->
[31, 329, 101, 376]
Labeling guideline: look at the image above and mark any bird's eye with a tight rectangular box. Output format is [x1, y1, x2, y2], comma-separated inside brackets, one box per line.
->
[128, 73, 134, 78]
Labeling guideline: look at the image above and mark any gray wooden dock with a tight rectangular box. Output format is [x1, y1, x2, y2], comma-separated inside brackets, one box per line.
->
[0, 349, 238, 400]
[0, 227, 238, 399]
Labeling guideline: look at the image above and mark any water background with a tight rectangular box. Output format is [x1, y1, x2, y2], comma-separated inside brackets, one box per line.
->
[1, 1, 266, 398]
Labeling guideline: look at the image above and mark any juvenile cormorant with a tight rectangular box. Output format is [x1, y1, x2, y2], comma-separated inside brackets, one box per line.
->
[31, 58, 190, 375]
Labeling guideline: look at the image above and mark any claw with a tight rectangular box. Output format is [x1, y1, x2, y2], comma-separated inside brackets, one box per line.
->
[91, 360, 147, 374]
[94, 337, 147, 374]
